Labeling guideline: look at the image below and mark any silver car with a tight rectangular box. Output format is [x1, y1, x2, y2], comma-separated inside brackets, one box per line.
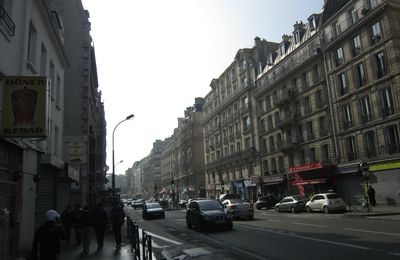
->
[222, 198, 254, 219]
[306, 193, 346, 214]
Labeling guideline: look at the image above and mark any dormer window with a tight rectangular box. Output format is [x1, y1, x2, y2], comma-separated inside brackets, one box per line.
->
[308, 14, 319, 32]
[267, 53, 274, 65]
[279, 44, 285, 56]
[294, 31, 301, 44]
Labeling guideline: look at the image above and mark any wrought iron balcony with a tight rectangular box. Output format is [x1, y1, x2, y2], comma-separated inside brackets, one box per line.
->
[0, 7, 15, 36]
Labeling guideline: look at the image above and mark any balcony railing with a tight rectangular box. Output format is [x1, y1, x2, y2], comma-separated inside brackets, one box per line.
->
[348, 151, 358, 161]
[387, 143, 400, 155]
[382, 107, 394, 118]
[361, 114, 373, 124]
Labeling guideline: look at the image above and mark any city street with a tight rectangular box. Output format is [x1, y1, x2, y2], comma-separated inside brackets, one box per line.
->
[126, 207, 400, 260]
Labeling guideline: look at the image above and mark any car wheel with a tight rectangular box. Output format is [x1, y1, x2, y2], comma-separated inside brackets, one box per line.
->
[306, 206, 312, 213]
[324, 206, 330, 214]
[291, 207, 296, 213]
[197, 221, 205, 232]
[186, 220, 192, 229]
[256, 206, 261, 210]
[276, 207, 280, 213]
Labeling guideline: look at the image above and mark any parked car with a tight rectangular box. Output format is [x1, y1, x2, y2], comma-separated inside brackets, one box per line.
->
[219, 193, 241, 202]
[132, 199, 145, 209]
[142, 202, 165, 220]
[275, 195, 308, 213]
[221, 198, 254, 219]
[186, 199, 233, 231]
[306, 193, 346, 214]
[255, 195, 278, 210]
[178, 199, 188, 208]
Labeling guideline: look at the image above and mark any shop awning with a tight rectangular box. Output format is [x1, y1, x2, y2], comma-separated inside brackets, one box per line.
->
[292, 178, 326, 186]
[262, 181, 284, 186]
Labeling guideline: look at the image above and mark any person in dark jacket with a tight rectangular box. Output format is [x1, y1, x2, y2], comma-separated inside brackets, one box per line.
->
[111, 202, 125, 249]
[92, 202, 107, 250]
[368, 185, 377, 207]
[32, 210, 66, 260]
[71, 204, 82, 246]
[61, 205, 73, 244]
[80, 205, 93, 254]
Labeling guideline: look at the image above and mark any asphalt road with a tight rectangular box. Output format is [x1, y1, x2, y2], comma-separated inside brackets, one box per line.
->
[125, 207, 400, 260]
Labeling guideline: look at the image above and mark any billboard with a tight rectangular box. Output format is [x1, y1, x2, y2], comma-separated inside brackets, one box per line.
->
[1, 76, 48, 137]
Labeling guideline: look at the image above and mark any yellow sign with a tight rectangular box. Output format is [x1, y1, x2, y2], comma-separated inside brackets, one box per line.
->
[1, 76, 48, 137]
[370, 161, 400, 172]
[68, 142, 87, 163]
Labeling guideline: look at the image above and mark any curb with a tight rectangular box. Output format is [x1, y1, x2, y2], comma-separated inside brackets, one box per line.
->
[343, 212, 400, 218]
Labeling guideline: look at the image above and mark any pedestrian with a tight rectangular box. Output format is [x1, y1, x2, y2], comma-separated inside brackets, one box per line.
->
[61, 205, 73, 244]
[367, 185, 377, 207]
[111, 202, 125, 249]
[71, 204, 82, 246]
[80, 205, 93, 254]
[32, 210, 67, 260]
[92, 202, 107, 251]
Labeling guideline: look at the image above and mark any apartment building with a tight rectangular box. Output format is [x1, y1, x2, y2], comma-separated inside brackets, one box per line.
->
[203, 38, 279, 200]
[0, 0, 69, 257]
[254, 13, 336, 198]
[53, 0, 107, 206]
[320, 0, 400, 203]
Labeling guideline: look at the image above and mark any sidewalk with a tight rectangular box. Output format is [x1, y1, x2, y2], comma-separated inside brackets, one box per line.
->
[343, 203, 400, 218]
[60, 225, 143, 260]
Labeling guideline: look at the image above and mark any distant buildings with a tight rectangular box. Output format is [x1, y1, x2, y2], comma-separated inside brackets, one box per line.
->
[128, 0, 400, 207]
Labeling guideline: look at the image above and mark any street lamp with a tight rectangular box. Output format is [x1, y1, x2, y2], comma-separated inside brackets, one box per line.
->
[112, 114, 134, 192]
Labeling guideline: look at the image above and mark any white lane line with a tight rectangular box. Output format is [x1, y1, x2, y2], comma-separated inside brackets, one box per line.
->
[345, 228, 400, 237]
[233, 246, 271, 260]
[141, 229, 183, 245]
[267, 219, 281, 222]
[292, 222, 328, 228]
[240, 225, 370, 250]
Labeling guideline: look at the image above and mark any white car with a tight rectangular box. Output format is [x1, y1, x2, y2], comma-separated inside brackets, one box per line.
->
[306, 193, 346, 214]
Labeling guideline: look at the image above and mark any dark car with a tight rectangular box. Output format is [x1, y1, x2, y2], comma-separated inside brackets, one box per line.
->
[132, 199, 145, 209]
[186, 199, 233, 231]
[255, 195, 278, 210]
[142, 202, 165, 220]
[275, 195, 308, 213]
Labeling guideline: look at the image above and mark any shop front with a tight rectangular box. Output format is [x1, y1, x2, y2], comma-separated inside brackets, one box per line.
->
[260, 174, 288, 198]
[289, 162, 335, 198]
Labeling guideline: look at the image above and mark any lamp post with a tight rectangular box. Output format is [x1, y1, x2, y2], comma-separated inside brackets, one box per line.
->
[112, 114, 134, 192]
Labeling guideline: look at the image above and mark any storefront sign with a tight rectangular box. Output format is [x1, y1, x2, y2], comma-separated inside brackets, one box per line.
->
[262, 174, 284, 183]
[67, 165, 80, 183]
[1, 76, 48, 137]
[292, 178, 326, 186]
[370, 161, 400, 172]
[289, 162, 329, 173]
[68, 142, 87, 163]
[244, 180, 256, 187]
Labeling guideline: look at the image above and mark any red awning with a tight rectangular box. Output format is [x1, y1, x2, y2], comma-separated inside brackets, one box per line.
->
[291, 178, 327, 186]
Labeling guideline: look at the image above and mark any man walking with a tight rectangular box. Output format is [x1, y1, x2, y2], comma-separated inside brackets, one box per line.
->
[92, 202, 107, 251]
[32, 210, 66, 260]
[111, 202, 125, 249]
[80, 205, 93, 254]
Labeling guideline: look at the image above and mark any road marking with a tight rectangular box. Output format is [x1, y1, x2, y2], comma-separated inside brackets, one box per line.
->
[292, 222, 328, 228]
[143, 230, 183, 245]
[345, 228, 400, 237]
[240, 225, 370, 250]
[233, 246, 271, 260]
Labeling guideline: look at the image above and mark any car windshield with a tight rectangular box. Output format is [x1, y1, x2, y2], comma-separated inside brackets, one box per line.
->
[198, 200, 223, 211]
[229, 199, 246, 204]
[326, 194, 339, 199]
[146, 203, 161, 209]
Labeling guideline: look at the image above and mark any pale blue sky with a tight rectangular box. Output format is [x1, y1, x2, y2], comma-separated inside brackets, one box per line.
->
[81, 0, 324, 174]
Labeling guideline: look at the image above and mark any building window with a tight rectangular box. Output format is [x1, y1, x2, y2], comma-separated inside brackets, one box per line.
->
[274, 112, 280, 126]
[371, 21, 382, 44]
[354, 62, 367, 88]
[244, 137, 251, 150]
[338, 72, 348, 96]
[301, 72, 308, 90]
[360, 95, 373, 123]
[380, 87, 394, 117]
[27, 22, 38, 69]
[266, 95, 271, 110]
[349, 7, 359, 24]
[319, 116, 328, 137]
[303, 96, 311, 115]
[279, 43, 286, 56]
[352, 34, 362, 57]
[40, 44, 47, 76]
[267, 116, 273, 130]
[374, 51, 388, 79]
[271, 158, 277, 173]
[312, 64, 320, 83]
[269, 136, 275, 152]
[322, 144, 329, 162]
[306, 121, 314, 140]
[297, 125, 304, 143]
[278, 156, 285, 173]
[263, 160, 269, 175]
[291, 78, 297, 92]
[385, 125, 400, 154]
[336, 46, 344, 66]
[309, 148, 316, 163]
[299, 151, 305, 165]
[342, 104, 353, 130]
[315, 89, 325, 109]
[288, 153, 294, 167]
[346, 136, 357, 161]
[333, 20, 341, 36]
[364, 130, 377, 158]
